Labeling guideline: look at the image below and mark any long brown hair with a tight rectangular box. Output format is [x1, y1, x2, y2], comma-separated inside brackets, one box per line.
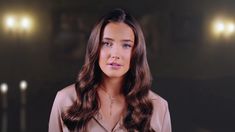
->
[62, 8, 154, 132]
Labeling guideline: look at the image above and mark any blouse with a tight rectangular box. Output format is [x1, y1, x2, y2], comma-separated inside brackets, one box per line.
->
[48, 84, 172, 132]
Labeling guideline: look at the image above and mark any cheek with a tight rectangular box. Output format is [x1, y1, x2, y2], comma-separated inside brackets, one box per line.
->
[125, 52, 132, 65]
[99, 49, 108, 63]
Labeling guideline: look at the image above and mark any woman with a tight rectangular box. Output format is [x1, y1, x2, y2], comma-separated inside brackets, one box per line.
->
[49, 8, 171, 132]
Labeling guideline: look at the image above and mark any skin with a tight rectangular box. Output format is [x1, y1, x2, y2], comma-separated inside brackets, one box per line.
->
[97, 22, 135, 131]
[98, 22, 134, 95]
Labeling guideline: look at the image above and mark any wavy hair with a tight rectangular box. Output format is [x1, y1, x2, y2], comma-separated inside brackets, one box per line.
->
[62, 8, 154, 132]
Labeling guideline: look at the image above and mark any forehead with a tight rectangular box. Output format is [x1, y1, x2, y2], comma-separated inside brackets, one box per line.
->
[102, 22, 135, 41]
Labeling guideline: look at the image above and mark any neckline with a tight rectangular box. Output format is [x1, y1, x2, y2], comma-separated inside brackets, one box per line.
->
[93, 112, 125, 132]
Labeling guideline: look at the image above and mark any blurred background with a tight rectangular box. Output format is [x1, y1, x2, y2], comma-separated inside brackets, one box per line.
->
[0, 0, 235, 131]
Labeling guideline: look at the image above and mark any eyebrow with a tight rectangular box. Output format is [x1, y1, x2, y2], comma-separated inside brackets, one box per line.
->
[103, 37, 134, 43]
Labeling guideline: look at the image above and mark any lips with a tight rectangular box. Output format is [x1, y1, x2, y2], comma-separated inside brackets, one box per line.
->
[108, 62, 122, 69]
[109, 62, 122, 66]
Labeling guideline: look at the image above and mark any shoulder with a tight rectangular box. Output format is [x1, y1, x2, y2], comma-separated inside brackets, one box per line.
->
[54, 84, 77, 109]
[148, 90, 170, 131]
[148, 90, 168, 109]
[49, 84, 77, 131]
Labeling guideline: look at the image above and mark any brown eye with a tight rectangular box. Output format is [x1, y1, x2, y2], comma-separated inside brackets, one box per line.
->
[102, 41, 112, 47]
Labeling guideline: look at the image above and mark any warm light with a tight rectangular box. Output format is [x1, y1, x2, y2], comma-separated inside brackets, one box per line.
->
[226, 23, 235, 33]
[20, 17, 31, 30]
[4, 13, 34, 33]
[5, 16, 16, 29]
[20, 80, 28, 91]
[0, 83, 8, 94]
[214, 21, 225, 33]
[212, 18, 235, 38]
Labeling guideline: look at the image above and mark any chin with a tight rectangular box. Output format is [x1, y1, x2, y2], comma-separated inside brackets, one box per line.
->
[103, 71, 127, 78]
[106, 73, 125, 78]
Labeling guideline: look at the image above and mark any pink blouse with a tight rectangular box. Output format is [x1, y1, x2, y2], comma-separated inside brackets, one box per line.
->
[49, 84, 172, 132]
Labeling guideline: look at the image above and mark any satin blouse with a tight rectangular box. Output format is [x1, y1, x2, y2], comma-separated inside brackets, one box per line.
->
[49, 84, 172, 132]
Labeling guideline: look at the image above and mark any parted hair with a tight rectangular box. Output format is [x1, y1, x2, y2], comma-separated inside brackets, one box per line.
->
[62, 8, 154, 132]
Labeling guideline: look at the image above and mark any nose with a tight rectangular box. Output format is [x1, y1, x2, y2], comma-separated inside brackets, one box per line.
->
[110, 45, 120, 59]
[111, 56, 120, 59]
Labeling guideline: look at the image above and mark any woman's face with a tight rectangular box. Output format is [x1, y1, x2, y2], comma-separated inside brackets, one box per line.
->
[99, 22, 135, 79]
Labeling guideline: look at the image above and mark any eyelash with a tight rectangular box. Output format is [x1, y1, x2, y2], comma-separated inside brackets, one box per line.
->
[102, 41, 132, 49]
[102, 41, 112, 47]
[122, 43, 132, 48]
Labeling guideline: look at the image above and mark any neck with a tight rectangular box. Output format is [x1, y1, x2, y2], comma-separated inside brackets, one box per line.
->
[100, 75, 125, 97]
